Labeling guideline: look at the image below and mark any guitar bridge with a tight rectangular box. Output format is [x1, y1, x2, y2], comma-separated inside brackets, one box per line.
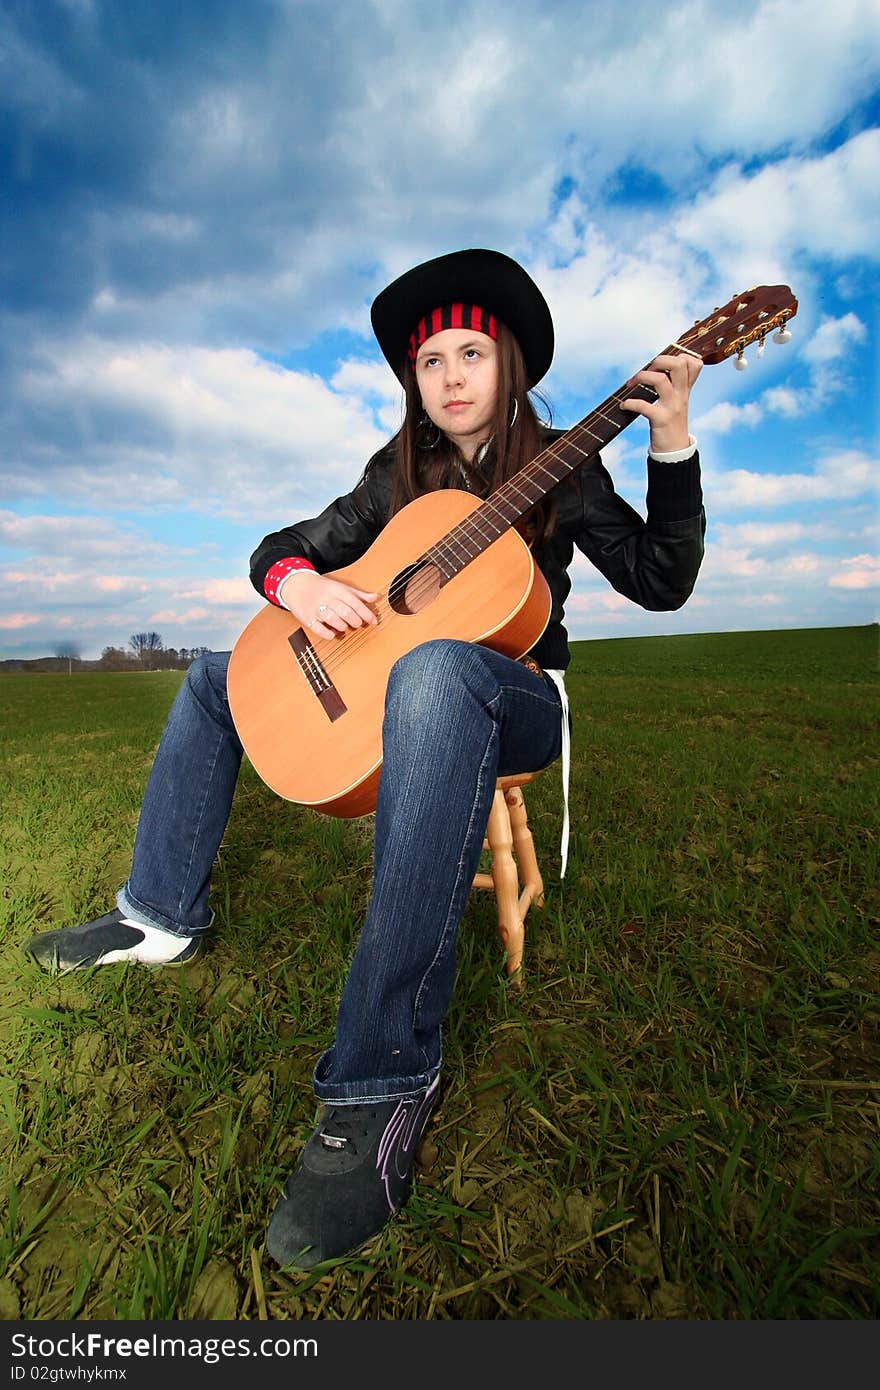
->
[289, 629, 347, 722]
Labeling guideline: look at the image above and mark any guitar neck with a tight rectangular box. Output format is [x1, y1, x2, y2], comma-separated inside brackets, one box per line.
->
[425, 346, 684, 582]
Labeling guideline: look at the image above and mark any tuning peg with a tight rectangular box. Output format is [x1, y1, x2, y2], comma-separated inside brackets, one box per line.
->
[757, 337, 765, 359]
[734, 349, 748, 371]
[773, 326, 792, 344]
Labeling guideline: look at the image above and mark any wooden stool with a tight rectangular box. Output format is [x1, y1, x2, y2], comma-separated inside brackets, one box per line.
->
[473, 772, 544, 979]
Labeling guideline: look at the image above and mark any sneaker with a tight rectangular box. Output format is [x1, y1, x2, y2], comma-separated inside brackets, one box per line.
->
[23, 907, 204, 973]
[266, 1075, 440, 1270]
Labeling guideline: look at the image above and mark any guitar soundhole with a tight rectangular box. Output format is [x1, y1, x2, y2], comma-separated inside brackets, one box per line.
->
[389, 562, 442, 616]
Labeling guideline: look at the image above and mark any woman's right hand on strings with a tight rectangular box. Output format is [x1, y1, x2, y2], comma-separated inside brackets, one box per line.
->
[278, 569, 379, 638]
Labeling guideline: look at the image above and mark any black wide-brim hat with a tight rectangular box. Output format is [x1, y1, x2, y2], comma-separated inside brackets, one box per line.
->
[371, 248, 554, 388]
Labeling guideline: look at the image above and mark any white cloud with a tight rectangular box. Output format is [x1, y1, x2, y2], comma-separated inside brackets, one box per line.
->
[709, 448, 877, 510]
[804, 313, 868, 365]
[331, 358, 404, 434]
[782, 554, 822, 577]
[673, 128, 880, 290]
[2, 567, 154, 601]
[180, 577, 255, 605]
[0, 510, 180, 563]
[5, 340, 388, 518]
[713, 521, 809, 548]
[0, 612, 40, 630]
[762, 387, 800, 418]
[706, 547, 768, 579]
[565, 0, 880, 170]
[829, 554, 879, 589]
[534, 225, 703, 392]
[0, 561, 259, 661]
[693, 401, 765, 435]
[150, 605, 212, 625]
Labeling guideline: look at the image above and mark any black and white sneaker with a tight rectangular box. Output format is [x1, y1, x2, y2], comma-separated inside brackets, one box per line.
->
[23, 908, 204, 973]
[266, 1076, 440, 1270]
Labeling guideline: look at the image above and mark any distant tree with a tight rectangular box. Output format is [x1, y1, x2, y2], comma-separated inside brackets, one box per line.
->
[129, 632, 164, 669]
[101, 645, 136, 671]
[54, 641, 81, 675]
[177, 646, 210, 665]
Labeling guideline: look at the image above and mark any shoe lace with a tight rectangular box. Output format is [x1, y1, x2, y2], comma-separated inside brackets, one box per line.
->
[319, 1105, 376, 1153]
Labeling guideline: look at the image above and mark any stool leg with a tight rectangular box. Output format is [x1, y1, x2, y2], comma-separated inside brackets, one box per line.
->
[505, 785, 544, 909]
[486, 790, 525, 979]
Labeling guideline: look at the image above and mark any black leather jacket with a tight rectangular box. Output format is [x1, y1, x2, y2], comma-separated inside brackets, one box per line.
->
[250, 437, 705, 671]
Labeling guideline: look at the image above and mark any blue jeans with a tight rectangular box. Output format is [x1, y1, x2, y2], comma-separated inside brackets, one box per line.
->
[119, 641, 563, 1102]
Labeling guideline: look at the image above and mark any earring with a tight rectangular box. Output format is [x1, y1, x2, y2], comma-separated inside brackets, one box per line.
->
[509, 397, 519, 428]
[416, 411, 441, 450]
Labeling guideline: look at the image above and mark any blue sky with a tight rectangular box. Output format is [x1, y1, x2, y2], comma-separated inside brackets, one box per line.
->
[1, 0, 878, 661]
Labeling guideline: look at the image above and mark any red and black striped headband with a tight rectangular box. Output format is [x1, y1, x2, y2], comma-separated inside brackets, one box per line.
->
[408, 303, 498, 363]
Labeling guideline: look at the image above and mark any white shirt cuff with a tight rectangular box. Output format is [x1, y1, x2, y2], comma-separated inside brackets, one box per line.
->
[276, 568, 314, 610]
[649, 434, 698, 463]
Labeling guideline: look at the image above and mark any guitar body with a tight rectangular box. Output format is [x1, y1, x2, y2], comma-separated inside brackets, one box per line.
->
[227, 489, 552, 817]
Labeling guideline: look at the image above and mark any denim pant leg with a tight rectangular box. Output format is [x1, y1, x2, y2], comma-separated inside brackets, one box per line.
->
[118, 651, 243, 938]
[313, 639, 563, 1103]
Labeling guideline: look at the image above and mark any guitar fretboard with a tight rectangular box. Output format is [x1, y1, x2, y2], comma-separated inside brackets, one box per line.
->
[425, 349, 683, 581]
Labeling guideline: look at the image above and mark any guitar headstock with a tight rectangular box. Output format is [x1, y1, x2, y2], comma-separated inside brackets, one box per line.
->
[679, 285, 798, 368]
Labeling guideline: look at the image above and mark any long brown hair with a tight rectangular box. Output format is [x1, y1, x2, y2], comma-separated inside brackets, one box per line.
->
[387, 323, 554, 547]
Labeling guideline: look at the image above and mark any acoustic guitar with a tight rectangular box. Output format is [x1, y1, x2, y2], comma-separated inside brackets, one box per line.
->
[227, 285, 798, 817]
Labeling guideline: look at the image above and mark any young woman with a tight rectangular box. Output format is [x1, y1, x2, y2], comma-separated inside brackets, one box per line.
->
[24, 248, 705, 1269]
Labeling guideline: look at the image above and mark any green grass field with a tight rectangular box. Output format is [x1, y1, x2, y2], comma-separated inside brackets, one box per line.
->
[1, 624, 877, 1320]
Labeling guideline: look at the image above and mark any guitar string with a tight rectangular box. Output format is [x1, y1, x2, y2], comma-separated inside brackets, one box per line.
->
[300, 350, 690, 685]
[420, 323, 715, 576]
[304, 424, 614, 682]
[392, 335, 705, 597]
[296, 334, 712, 685]
[279, 296, 795, 695]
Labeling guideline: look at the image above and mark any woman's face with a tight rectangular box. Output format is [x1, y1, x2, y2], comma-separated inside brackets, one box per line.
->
[415, 327, 499, 461]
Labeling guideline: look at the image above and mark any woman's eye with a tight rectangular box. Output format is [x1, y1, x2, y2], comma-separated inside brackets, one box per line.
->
[464, 349, 479, 360]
